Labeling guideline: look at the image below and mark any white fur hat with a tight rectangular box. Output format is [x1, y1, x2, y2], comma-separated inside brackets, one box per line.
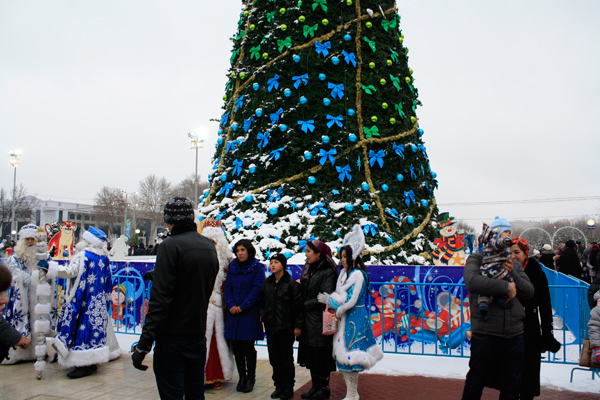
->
[342, 225, 366, 260]
[18, 224, 39, 239]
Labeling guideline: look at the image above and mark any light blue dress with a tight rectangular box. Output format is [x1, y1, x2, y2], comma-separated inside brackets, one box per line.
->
[327, 268, 383, 372]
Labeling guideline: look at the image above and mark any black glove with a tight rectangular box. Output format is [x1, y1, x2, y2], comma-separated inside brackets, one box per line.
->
[143, 270, 154, 282]
[132, 345, 149, 371]
[542, 334, 561, 353]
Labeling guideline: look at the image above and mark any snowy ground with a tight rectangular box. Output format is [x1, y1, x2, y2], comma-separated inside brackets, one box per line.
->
[115, 333, 600, 394]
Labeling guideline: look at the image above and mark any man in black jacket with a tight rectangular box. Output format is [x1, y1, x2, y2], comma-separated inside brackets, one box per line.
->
[132, 197, 218, 400]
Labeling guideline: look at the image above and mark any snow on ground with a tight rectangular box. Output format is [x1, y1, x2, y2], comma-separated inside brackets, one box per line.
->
[116, 333, 600, 394]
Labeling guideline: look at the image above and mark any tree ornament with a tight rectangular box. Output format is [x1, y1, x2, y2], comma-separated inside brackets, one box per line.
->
[386, 59, 392, 66]
[252, 83, 259, 91]
[332, 57, 340, 65]
[262, 52, 268, 59]
[284, 89, 292, 97]
[389, 117, 396, 124]
[231, 122, 239, 131]
[344, 34, 351, 41]
[405, 77, 411, 84]
[319, 73, 326, 81]
[293, 54, 301, 63]
[371, 116, 378, 123]
[223, 95, 227, 101]
[240, 73, 246, 79]
[299, 15, 306, 22]
[269, 207, 279, 215]
[406, 216, 414, 224]
[345, 204, 354, 212]
[255, 108, 263, 117]
[361, 183, 370, 191]
[322, 19, 329, 26]
[347, 109, 355, 116]
[431, 171, 437, 178]
[381, 184, 389, 192]
[304, 151, 313, 160]
[249, 165, 257, 173]
[409, 68, 413, 74]
[323, 98, 331, 106]
[250, 24, 256, 31]
[279, 8, 286, 15]
[245, 195, 253, 202]
[280, 124, 288, 132]
[396, 174, 404, 181]
[348, 134, 357, 142]
[308, 176, 316, 184]
[346, 0, 352, 5]
[380, 78, 386, 85]
[322, 135, 330, 144]
[369, 62, 375, 69]
[382, 102, 388, 109]
[281, 24, 287, 31]
[221, 173, 227, 182]
[300, 96, 308, 104]
[418, 128, 424, 136]
[410, 116, 416, 123]
[217, 138, 224, 145]
[421, 200, 428, 207]
[366, 22, 372, 28]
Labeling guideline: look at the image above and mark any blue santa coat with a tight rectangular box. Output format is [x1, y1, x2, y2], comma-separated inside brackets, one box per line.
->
[223, 258, 266, 341]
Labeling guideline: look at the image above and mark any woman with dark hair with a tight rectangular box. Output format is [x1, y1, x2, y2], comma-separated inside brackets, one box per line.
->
[223, 239, 266, 393]
[555, 240, 582, 279]
[297, 240, 338, 400]
[320, 226, 383, 400]
[509, 238, 561, 400]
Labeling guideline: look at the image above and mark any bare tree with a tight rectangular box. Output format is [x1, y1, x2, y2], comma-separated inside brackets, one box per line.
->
[1, 185, 37, 238]
[94, 186, 126, 235]
[172, 175, 209, 205]
[138, 175, 173, 243]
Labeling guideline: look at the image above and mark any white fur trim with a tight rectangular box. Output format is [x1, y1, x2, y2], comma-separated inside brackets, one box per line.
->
[109, 348, 122, 361]
[34, 320, 51, 334]
[57, 346, 109, 368]
[205, 303, 234, 381]
[46, 261, 59, 280]
[1, 345, 35, 364]
[83, 230, 105, 248]
[35, 345, 47, 357]
[34, 360, 46, 373]
[36, 282, 52, 297]
[35, 303, 51, 315]
[51, 337, 69, 359]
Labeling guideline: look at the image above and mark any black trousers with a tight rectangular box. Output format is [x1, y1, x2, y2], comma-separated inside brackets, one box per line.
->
[461, 333, 524, 400]
[267, 331, 296, 390]
[231, 339, 257, 378]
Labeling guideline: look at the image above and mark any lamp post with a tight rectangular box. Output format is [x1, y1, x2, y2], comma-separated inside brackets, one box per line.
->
[121, 190, 138, 237]
[8, 149, 22, 241]
[188, 132, 204, 207]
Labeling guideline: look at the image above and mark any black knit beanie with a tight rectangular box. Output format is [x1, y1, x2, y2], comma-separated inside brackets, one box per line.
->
[163, 197, 195, 224]
[270, 253, 288, 270]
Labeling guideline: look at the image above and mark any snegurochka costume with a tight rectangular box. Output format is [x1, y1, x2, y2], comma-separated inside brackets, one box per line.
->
[48, 227, 121, 375]
[2, 224, 56, 368]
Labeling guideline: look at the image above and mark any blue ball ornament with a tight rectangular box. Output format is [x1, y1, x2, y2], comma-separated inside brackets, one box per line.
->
[300, 96, 308, 104]
[418, 128, 424, 136]
[347, 109, 355, 116]
[284, 89, 292, 97]
[253, 83, 259, 91]
[321, 136, 330, 144]
[361, 183, 370, 191]
[249, 165, 257, 173]
[348, 134, 357, 143]
[231, 123, 239, 131]
[208, 174, 213, 180]
[431, 171, 437, 178]
[345, 204, 354, 212]
[221, 173, 227, 182]
[280, 124, 288, 132]
[218, 129, 223, 135]
[421, 200, 429, 207]
[332, 57, 340, 65]
[245, 195, 253, 203]
[269, 207, 278, 216]
[381, 184, 389, 192]
[293, 54, 301, 63]
[217, 138, 224, 145]
[255, 108, 263, 117]
[411, 144, 417, 152]
[323, 98, 331, 106]
[319, 73, 326, 81]
[406, 216, 415, 224]
[308, 176, 316, 184]
[304, 152, 312, 160]
[344, 34, 351, 41]
[396, 174, 404, 181]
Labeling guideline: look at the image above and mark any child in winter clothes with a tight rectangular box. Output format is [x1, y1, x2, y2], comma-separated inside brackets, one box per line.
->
[588, 290, 600, 363]
[0, 263, 31, 363]
[259, 254, 304, 400]
[478, 217, 514, 321]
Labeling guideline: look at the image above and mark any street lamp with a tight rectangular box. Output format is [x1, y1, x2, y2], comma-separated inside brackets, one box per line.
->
[188, 131, 204, 208]
[8, 149, 22, 241]
[121, 190, 138, 237]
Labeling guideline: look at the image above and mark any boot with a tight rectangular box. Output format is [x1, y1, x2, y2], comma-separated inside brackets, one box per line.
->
[235, 360, 246, 392]
[311, 375, 331, 400]
[271, 388, 283, 399]
[280, 387, 294, 400]
[342, 372, 360, 400]
[301, 371, 319, 399]
[242, 351, 257, 393]
[66, 365, 96, 379]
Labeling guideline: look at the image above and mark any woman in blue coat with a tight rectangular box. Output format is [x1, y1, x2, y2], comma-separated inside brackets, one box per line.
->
[224, 239, 266, 393]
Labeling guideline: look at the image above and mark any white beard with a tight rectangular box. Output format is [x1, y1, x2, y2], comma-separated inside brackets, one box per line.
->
[16, 242, 38, 269]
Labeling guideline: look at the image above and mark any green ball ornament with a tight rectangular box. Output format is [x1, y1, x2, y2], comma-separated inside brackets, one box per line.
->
[371, 116, 378, 123]
[346, 0, 352, 5]
[231, 72, 236, 78]
[279, 8, 286, 15]
[410, 116, 416, 123]
[322, 19, 329, 26]
[386, 59, 392, 66]
[262, 52, 268, 59]
[299, 15, 305, 22]
[380, 78, 386, 85]
[240, 73, 246, 79]
[405, 48, 409, 54]
[405, 77, 411, 84]
[399, 37, 404, 44]
[281, 24, 287, 31]
[223, 95, 227, 101]
[409, 68, 413, 74]
[382, 102, 388, 109]
[243, 10, 249, 17]
[369, 62, 375, 69]
[389, 118, 396, 125]
[366, 22, 372, 28]
[249, 24, 256, 30]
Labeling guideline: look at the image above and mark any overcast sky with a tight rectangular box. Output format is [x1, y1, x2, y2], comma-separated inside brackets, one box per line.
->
[1, 0, 599, 226]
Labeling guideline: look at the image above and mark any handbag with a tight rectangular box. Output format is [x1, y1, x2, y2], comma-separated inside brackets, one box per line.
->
[579, 338, 592, 367]
[322, 300, 338, 335]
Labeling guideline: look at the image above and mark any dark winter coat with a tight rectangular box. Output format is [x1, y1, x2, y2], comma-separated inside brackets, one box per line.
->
[520, 257, 558, 398]
[539, 251, 555, 270]
[556, 249, 582, 279]
[259, 271, 304, 335]
[464, 254, 534, 338]
[224, 257, 266, 341]
[0, 315, 22, 363]
[298, 259, 337, 347]
[138, 222, 218, 350]
[588, 275, 600, 309]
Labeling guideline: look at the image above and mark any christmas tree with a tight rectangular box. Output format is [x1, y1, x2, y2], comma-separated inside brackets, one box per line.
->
[199, 0, 439, 264]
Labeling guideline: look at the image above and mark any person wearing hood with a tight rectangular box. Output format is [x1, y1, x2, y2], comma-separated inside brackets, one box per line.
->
[224, 239, 266, 394]
[556, 240, 582, 279]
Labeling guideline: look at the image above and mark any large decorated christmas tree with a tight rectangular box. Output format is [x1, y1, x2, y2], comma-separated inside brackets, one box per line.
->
[199, 0, 439, 264]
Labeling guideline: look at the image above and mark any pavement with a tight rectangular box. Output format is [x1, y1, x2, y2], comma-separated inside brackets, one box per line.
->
[1, 354, 599, 400]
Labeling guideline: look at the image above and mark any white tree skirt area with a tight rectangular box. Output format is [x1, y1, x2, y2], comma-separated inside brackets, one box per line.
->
[115, 333, 599, 394]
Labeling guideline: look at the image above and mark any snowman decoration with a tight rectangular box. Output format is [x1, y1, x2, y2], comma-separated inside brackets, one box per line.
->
[431, 212, 466, 266]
